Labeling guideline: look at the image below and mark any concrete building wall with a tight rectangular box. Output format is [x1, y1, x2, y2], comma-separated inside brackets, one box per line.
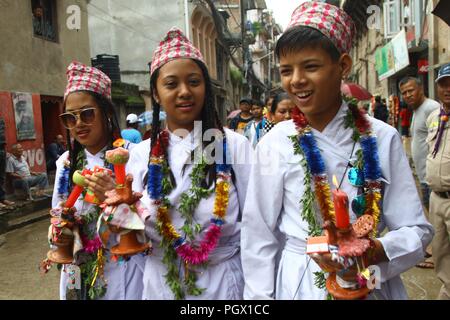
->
[436, 20, 450, 65]
[88, 0, 186, 90]
[0, 0, 90, 96]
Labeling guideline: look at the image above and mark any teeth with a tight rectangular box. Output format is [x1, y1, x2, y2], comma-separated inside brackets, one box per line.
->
[296, 91, 312, 98]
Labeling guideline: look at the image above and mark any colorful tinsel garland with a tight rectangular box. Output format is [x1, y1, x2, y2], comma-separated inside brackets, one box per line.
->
[291, 104, 382, 236]
[148, 131, 231, 266]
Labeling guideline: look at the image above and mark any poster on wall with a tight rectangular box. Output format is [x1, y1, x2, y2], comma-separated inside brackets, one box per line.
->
[12, 92, 36, 140]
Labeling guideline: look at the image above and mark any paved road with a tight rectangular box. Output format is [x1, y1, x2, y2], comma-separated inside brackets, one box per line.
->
[0, 215, 59, 300]
[0, 213, 442, 300]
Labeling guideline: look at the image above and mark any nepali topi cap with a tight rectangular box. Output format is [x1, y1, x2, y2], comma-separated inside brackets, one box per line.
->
[64, 61, 112, 100]
[150, 27, 205, 77]
[286, 1, 355, 54]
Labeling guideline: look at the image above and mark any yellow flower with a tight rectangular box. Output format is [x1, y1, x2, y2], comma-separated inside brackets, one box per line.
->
[113, 138, 125, 148]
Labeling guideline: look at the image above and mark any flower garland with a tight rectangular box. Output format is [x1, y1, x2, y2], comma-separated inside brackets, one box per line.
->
[289, 100, 383, 292]
[44, 149, 110, 299]
[148, 130, 232, 299]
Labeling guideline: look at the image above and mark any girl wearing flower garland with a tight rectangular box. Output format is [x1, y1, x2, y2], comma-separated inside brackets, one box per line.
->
[50, 61, 145, 300]
[126, 27, 251, 299]
[241, 2, 433, 300]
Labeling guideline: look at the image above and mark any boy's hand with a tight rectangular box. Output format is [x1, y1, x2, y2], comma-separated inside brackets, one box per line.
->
[311, 253, 359, 282]
[85, 172, 115, 203]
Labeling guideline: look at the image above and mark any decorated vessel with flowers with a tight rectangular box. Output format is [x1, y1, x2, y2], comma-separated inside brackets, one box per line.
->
[99, 144, 151, 257]
[293, 99, 383, 300]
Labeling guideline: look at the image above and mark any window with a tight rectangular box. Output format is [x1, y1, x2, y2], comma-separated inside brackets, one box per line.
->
[31, 0, 57, 42]
[383, 0, 401, 38]
[401, 0, 415, 27]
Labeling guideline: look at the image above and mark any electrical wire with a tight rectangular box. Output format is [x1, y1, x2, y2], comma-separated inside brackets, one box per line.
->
[86, 2, 160, 43]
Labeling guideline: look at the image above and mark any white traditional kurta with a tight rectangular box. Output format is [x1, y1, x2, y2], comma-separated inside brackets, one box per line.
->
[127, 128, 252, 299]
[52, 148, 145, 300]
[241, 103, 434, 300]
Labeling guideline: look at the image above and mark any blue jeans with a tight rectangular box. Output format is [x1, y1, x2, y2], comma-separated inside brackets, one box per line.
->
[12, 173, 48, 198]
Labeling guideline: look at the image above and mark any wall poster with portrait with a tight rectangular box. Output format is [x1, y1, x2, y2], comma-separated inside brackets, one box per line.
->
[12, 92, 36, 140]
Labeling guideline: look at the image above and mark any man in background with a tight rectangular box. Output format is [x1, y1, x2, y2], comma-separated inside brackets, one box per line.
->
[400, 76, 440, 268]
[229, 98, 254, 135]
[46, 134, 65, 172]
[121, 113, 142, 144]
[6, 144, 49, 200]
[0, 117, 14, 208]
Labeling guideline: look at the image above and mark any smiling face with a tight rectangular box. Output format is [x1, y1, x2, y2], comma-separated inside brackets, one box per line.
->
[64, 91, 108, 154]
[279, 46, 351, 130]
[154, 59, 205, 132]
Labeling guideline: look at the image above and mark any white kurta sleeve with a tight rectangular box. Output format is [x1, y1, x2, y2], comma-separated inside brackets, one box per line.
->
[241, 140, 285, 299]
[227, 129, 253, 214]
[376, 129, 434, 282]
[126, 139, 150, 193]
[52, 151, 69, 208]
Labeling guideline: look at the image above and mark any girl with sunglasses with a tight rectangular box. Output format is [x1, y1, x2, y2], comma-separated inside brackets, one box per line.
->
[126, 28, 252, 299]
[50, 61, 145, 300]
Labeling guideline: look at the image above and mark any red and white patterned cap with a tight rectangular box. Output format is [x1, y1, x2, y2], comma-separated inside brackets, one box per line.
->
[150, 27, 205, 77]
[286, 1, 355, 54]
[64, 61, 112, 100]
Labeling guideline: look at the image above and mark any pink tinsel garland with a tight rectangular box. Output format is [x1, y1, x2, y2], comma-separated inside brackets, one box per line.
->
[175, 224, 221, 265]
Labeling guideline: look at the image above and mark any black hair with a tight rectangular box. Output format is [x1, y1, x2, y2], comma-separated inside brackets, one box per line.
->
[270, 92, 291, 114]
[254, 100, 264, 107]
[148, 59, 229, 189]
[64, 91, 121, 186]
[275, 26, 341, 62]
[239, 98, 252, 106]
[264, 94, 275, 106]
[126, 120, 139, 129]
[375, 96, 381, 103]
[399, 76, 422, 90]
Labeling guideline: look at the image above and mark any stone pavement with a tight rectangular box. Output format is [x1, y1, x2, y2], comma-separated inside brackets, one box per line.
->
[0, 215, 443, 300]
[0, 135, 443, 300]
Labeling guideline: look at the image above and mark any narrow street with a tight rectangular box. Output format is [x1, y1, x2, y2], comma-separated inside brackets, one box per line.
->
[0, 215, 59, 300]
[0, 210, 442, 300]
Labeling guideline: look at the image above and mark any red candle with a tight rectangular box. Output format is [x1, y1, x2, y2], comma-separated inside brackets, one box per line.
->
[114, 164, 126, 186]
[333, 188, 350, 230]
[64, 169, 90, 208]
[65, 185, 84, 208]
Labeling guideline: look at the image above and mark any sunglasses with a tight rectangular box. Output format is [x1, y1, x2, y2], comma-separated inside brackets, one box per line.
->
[59, 108, 97, 129]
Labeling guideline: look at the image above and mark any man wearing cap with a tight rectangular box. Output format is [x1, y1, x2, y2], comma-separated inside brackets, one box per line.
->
[121, 114, 142, 144]
[229, 98, 253, 135]
[425, 62, 450, 299]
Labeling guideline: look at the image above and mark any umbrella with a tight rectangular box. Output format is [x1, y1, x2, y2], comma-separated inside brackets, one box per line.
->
[227, 109, 241, 119]
[341, 82, 373, 101]
[138, 110, 167, 126]
[432, 0, 450, 27]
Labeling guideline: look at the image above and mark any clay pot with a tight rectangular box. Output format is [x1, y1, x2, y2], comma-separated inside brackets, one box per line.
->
[47, 234, 74, 264]
[110, 229, 149, 256]
[326, 273, 370, 300]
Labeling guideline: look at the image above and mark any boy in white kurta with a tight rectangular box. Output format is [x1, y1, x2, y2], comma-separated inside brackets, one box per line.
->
[241, 2, 433, 300]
